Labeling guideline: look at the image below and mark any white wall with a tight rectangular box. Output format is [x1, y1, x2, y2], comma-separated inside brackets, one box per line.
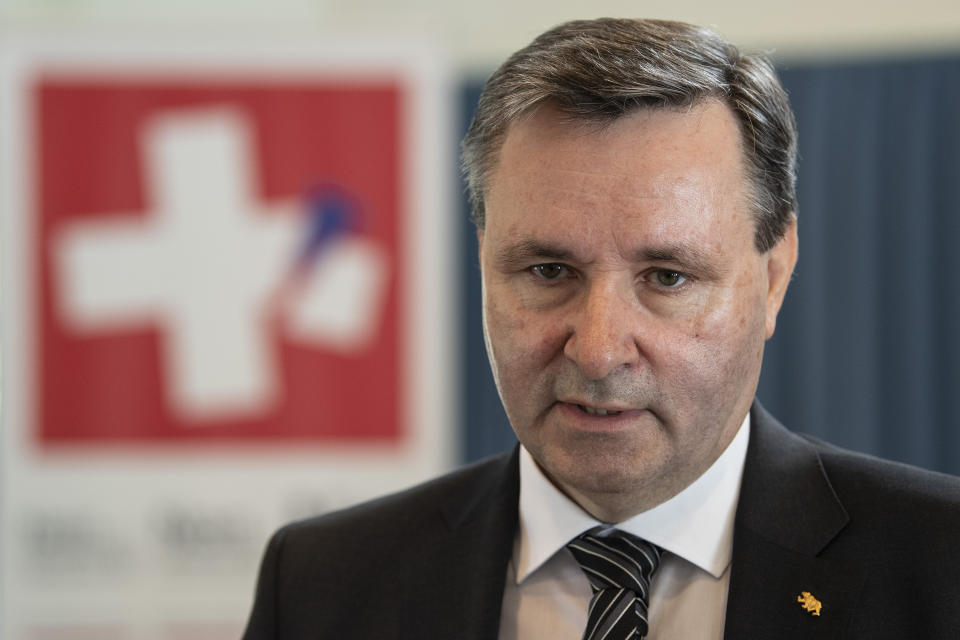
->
[2, 0, 959, 71]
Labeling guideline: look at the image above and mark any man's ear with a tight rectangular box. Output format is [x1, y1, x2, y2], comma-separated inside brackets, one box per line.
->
[764, 217, 798, 339]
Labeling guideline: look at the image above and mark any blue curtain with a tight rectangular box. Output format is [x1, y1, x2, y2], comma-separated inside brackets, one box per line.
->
[760, 57, 960, 474]
[459, 55, 960, 476]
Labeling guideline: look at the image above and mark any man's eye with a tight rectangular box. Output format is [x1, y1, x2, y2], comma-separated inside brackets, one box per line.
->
[531, 263, 566, 280]
[653, 269, 687, 287]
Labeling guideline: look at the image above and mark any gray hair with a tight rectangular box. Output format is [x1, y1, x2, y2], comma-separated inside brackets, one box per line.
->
[461, 18, 798, 251]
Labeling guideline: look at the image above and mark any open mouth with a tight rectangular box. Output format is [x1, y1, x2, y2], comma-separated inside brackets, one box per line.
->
[577, 404, 623, 417]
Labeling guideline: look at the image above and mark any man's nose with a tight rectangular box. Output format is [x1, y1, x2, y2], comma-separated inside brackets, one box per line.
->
[562, 280, 641, 380]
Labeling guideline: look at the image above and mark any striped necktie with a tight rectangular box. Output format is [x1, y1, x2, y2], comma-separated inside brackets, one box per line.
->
[567, 527, 662, 640]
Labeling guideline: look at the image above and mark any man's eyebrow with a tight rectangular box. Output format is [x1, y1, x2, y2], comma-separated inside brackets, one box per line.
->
[493, 240, 580, 267]
[638, 245, 724, 278]
[493, 239, 726, 277]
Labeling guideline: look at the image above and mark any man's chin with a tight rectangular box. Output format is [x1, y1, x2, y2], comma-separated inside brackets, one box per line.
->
[537, 449, 666, 512]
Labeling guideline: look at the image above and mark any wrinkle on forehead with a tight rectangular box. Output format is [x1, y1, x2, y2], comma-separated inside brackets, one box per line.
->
[492, 99, 750, 210]
[487, 101, 754, 270]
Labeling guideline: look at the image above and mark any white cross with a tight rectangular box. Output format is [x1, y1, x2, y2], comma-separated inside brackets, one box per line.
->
[54, 108, 387, 422]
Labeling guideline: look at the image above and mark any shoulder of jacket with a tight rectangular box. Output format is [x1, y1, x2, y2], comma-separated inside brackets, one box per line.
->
[803, 434, 960, 515]
[277, 449, 516, 542]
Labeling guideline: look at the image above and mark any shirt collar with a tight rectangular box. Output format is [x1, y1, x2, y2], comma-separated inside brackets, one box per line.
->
[515, 412, 750, 583]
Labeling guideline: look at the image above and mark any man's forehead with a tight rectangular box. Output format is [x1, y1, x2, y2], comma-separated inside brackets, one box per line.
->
[492, 100, 747, 189]
[482, 99, 757, 261]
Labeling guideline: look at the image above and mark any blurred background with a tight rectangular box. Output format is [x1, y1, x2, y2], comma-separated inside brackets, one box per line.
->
[1, 0, 958, 638]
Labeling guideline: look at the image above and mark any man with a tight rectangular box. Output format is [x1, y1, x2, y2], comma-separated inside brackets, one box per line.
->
[243, 18, 960, 639]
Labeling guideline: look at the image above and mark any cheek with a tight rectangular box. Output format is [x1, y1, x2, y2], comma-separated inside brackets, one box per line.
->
[664, 286, 767, 379]
[482, 296, 567, 428]
[484, 294, 569, 390]
[692, 266, 768, 337]
[484, 294, 532, 366]
[486, 300, 557, 363]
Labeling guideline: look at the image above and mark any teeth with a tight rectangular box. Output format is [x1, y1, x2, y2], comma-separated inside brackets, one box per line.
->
[578, 404, 621, 416]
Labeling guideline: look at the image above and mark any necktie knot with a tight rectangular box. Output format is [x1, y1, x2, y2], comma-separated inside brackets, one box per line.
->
[567, 527, 661, 640]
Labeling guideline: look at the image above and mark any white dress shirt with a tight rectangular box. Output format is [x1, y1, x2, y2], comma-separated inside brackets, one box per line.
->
[498, 413, 750, 640]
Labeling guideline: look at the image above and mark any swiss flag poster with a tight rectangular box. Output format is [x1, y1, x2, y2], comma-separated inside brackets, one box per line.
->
[41, 81, 402, 443]
[1, 35, 453, 639]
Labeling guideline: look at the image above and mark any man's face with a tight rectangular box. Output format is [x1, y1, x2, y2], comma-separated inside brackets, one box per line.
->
[478, 100, 797, 521]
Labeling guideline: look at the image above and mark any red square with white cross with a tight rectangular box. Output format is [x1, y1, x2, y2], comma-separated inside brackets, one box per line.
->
[36, 78, 404, 445]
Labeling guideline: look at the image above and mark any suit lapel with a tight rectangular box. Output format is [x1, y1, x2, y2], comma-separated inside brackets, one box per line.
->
[723, 404, 862, 639]
[391, 406, 865, 638]
[399, 448, 520, 639]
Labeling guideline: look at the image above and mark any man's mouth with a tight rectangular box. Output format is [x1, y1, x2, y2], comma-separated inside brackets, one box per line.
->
[577, 404, 623, 417]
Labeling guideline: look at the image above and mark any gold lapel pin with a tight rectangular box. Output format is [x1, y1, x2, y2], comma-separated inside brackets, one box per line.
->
[797, 591, 822, 616]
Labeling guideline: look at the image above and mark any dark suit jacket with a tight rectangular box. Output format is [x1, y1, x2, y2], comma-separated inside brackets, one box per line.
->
[243, 403, 960, 638]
